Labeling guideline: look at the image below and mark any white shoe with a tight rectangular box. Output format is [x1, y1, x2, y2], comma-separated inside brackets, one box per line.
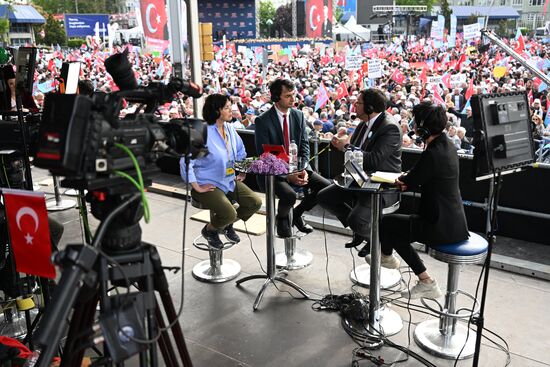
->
[365, 254, 401, 269]
[401, 279, 443, 300]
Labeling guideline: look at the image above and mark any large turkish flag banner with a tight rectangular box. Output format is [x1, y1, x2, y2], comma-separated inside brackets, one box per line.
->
[140, 0, 169, 52]
[3, 189, 55, 279]
[306, 0, 323, 38]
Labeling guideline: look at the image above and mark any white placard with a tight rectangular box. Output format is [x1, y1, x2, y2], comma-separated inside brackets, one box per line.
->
[427, 76, 442, 84]
[463, 23, 481, 41]
[345, 54, 363, 70]
[368, 59, 382, 79]
[450, 74, 466, 87]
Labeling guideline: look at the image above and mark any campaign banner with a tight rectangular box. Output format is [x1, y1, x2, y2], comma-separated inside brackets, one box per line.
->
[427, 76, 443, 84]
[449, 15, 457, 48]
[139, 0, 169, 53]
[435, 15, 445, 41]
[367, 59, 382, 79]
[337, 0, 356, 22]
[198, 0, 256, 40]
[463, 23, 481, 41]
[306, 0, 333, 38]
[64, 14, 109, 38]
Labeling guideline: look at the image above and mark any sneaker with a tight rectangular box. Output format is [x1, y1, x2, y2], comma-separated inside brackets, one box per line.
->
[365, 254, 400, 269]
[223, 223, 240, 243]
[201, 225, 224, 249]
[401, 279, 443, 300]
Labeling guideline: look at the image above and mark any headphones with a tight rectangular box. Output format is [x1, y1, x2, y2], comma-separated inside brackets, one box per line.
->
[414, 105, 439, 143]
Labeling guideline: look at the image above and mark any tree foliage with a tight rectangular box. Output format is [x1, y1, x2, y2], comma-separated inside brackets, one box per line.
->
[36, 13, 67, 46]
[335, 6, 344, 24]
[440, 0, 452, 30]
[259, 1, 276, 37]
[274, 3, 292, 37]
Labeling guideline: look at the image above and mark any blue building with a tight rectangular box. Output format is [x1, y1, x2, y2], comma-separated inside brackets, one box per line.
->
[0, 4, 45, 46]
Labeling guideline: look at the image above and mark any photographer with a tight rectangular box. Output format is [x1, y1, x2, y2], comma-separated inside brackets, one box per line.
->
[179, 94, 261, 249]
[373, 102, 469, 299]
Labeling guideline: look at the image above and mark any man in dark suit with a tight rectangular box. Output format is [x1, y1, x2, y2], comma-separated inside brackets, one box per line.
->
[375, 102, 469, 299]
[321, 1, 332, 37]
[317, 88, 402, 250]
[255, 79, 330, 237]
[451, 87, 466, 111]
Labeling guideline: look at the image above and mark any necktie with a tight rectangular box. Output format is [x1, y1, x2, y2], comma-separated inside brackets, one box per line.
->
[283, 114, 290, 151]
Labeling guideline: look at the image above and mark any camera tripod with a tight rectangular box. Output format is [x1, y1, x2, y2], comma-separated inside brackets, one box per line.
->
[33, 192, 193, 367]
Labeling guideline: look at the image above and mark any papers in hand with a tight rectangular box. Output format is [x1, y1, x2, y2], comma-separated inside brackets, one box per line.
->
[370, 171, 402, 184]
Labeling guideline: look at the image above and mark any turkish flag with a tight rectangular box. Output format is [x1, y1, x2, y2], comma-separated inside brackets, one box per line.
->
[336, 82, 348, 99]
[455, 53, 466, 71]
[419, 66, 428, 85]
[442, 73, 451, 89]
[306, 0, 323, 38]
[391, 69, 405, 85]
[3, 189, 55, 279]
[514, 34, 525, 54]
[140, 0, 167, 40]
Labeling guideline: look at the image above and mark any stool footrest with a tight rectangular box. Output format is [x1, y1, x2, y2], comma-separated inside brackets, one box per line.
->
[420, 290, 480, 319]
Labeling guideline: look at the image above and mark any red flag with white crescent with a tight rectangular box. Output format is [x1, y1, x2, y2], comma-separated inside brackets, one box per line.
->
[140, 0, 167, 40]
[336, 81, 348, 99]
[3, 189, 55, 279]
[306, 0, 323, 38]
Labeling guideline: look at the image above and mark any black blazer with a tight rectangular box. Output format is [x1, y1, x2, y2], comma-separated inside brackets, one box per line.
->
[349, 112, 402, 207]
[349, 112, 402, 174]
[254, 106, 310, 163]
[402, 134, 469, 245]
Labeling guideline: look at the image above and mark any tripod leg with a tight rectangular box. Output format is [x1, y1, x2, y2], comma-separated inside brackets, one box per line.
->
[148, 246, 194, 367]
[155, 303, 178, 367]
[60, 293, 99, 367]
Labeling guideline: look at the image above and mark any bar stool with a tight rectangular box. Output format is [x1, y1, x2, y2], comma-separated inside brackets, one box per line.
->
[414, 231, 488, 359]
[190, 197, 241, 283]
[275, 208, 313, 270]
[350, 200, 402, 289]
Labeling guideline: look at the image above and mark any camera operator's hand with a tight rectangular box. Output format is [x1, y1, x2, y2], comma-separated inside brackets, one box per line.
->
[331, 134, 349, 151]
[192, 182, 216, 193]
[236, 172, 246, 182]
[288, 170, 308, 186]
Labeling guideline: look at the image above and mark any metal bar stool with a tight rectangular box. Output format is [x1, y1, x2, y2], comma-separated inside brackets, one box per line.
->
[190, 197, 241, 283]
[275, 208, 313, 270]
[414, 231, 488, 360]
[350, 200, 402, 289]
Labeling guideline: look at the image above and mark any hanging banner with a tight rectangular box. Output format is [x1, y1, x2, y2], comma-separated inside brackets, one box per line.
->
[306, 0, 333, 38]
[139, 0, 170, 53]
[449, 15, 457, 48]
[436, 14, 445, 41]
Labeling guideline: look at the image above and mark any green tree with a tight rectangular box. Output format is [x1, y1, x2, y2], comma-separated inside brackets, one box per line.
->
[334, 6, 344, 24]
[274, 3, 292, 37]
[36, 13, 67, 46]
[259, 1, 276, 38]
[396, 0, 436, 12]
[0, 0, 13, 44]
[440, 0, 452, 30]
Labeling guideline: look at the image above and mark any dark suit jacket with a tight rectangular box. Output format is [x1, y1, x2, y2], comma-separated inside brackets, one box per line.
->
[349, 112, 402, 207]
[322, 21, 332, 37]
[349, 112, 402, 174]
[254, 106, 310, 163]
[402, 133, 469, 245]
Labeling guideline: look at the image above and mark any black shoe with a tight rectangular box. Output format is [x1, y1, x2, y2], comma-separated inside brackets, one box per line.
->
[357, 242, 370, 257]
[293, 215, 313, 234]
[276, 215, 292, 238]
[223, 223, 240, 243]
[344, 233, 366, 248]
[201, 225, 224, 249]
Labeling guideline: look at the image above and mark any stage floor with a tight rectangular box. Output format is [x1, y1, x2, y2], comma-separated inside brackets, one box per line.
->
[36, 169, 550, 367]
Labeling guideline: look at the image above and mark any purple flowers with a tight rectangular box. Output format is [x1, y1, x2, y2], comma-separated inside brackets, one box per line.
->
[249, 153, 289, 175]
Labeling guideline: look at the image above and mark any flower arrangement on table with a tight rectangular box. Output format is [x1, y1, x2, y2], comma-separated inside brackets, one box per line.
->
[238, 153, 289, 175]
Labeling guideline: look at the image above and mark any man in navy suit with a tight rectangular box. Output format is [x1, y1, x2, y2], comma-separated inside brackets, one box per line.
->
[255, 79, 330, 237]
[318, 88, 402, 251]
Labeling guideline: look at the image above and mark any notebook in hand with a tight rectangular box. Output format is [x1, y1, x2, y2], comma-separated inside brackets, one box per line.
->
[370, 171, 402, 184]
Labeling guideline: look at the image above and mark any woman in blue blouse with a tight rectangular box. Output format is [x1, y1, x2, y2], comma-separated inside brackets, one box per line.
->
[180, 94, 261, 248]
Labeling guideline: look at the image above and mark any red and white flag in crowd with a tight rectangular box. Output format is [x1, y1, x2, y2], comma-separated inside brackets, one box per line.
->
[431, 85, 446, 106]
[514, 30, 525, 54]
[336, 82, 348, 99]
[442, 73, 451, 89]
[315, 82, 329, 111]
[455, 53, 466, 71]
[465, 78, 475, 101]
[419, 66, 428, 85]
[390, 69, 405, 85]
[3, 189, 55, 279]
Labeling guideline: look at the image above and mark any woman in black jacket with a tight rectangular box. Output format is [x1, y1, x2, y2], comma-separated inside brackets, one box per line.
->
[368, 101, 469, 299]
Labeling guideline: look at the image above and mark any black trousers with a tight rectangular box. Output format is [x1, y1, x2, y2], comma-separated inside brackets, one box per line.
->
[317, 184, 373, 238]
[380, 214, 427, 275]
[263, 171, 330, 219]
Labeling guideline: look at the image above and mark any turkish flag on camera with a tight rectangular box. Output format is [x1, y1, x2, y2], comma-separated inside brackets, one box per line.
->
[3, 189, 55, 279]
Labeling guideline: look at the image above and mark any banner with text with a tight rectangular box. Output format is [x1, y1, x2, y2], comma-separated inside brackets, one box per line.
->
[64, 14, 109, 38]
[463, 23, 481, 41]
[368, 59, 382, 79]
[198, 0, 256, 40]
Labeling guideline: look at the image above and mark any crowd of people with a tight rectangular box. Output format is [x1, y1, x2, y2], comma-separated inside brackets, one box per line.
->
[26, 31, 550, 156]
